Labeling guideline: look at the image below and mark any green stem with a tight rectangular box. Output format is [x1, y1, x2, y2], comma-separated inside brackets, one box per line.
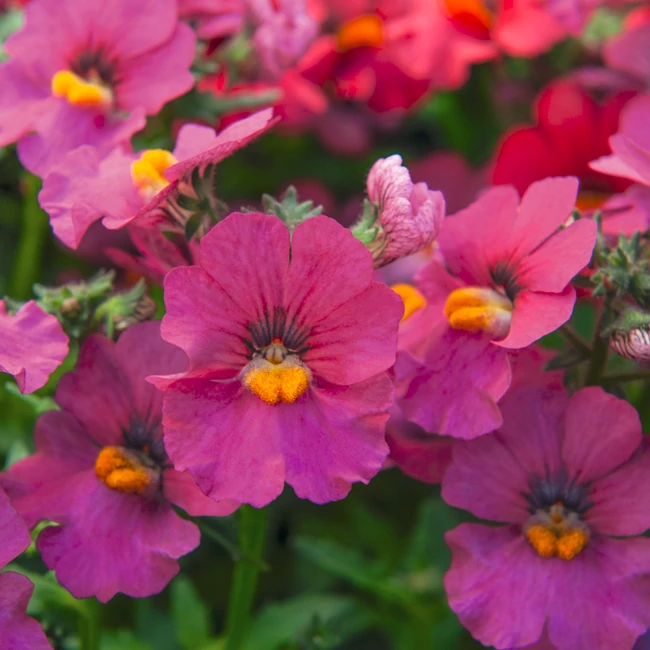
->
[9, 174, 49, 299]
[560, 325, 592, 357]
[602, 370, 650, 383]
[78, 599, 102, 650]
[585, 307, 610, 386]
[224, 506, 269, 650]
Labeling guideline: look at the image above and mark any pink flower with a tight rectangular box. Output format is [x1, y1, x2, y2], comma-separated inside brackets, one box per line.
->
[0, 573, 52, 650]
[397, 177, 596, 439]
[249, 0, 319, 79]
[156, 212, 403, 507]
[492, 81, 647, 235]
[0, 300, 68, 394]
[604, 21, 650, 86]
[0, 0, 196, 176]
[443, 387, 650, 650]
[591, 94, 650, 188]
[3, 322, 237, 602]
[0, 481, 50, 649]
[362, 155, 446, 267]
[179, 0, 245, 40]
[39, 109, 277, 249]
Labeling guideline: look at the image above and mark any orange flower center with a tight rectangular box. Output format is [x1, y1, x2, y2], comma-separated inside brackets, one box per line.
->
[51, 70, 113, 108]
[131, 149, 178, 200]
[94, 446, 158, 496]
[391, 283, 427, 323]
[442, 0, 494, 39]
[443, 286, 513, 338]
[524, 503, 590, 561]
[336, 14, 384, 52]
[575, 190, 610, 213]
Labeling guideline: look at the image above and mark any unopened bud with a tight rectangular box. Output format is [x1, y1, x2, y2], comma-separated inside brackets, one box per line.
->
[606, 309, 650, 362]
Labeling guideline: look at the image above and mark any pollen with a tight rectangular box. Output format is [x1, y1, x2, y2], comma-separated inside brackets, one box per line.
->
[443, 286, 513, 338]
[391, 284, 427, 323]
[336, 14, 384, 52]
[556, 529, 590, 561]
[525, 524, 558, 559]
[524, 506, 590, 561]
[94, 446, 155, 495]
[131, 149, 178, 199]
[51, 70, 112, 107]
[243, 358, 311, 405]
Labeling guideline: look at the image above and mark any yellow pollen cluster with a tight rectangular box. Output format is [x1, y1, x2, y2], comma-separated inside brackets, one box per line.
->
[525, 524, 589, 561]
[94, 446, 153, 495]
[131, 149, 178, 198]
[243, 362, 311, 405]
[51, 70, 113, 107]
[443, 286, 513, 338]
[391, 283, 427, 323]
[336, 14, 384, 52]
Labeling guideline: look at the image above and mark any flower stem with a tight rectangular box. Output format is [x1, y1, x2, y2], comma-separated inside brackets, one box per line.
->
[224, 505, 268, 650]
[602, 370, 650, 383]
[560, 325, 592, 357]
[585, 306, 610, 386]
[9, 174, 49, 300]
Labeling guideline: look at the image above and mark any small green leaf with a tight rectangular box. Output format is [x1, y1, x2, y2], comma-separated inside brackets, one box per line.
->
[171, 575, 212, 650]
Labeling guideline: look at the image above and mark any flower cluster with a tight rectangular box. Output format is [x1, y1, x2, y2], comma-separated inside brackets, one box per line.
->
[1, 0, 650, 648]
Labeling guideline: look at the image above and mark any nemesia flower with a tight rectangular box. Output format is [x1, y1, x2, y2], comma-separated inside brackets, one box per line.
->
[3, 322, 238, 602]
[396, 177, 597, 439]
[443, 387, 650, 650]
[591, 94, 650, 188]
[157, 212, 403, 506]
[39, 109, 276, 249]
[492, 81, 637, 219]
[248, 0, 319, 80]
[360, 154, 446, 268]
[178, 0, 244, 40]
[0, 300, 68, 394]
[0, 487, 50, 649]
[604, 22, 650, 86]
[0, 0, 196, 176]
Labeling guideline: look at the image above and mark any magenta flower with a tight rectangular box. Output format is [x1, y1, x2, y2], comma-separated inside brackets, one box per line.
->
[362, 155, 446, 268]
[179, 0, 245, 40]
[0, 300, 68, 394]
[443, 387, 650, 650]
[249, 0, 319, 80]
[157, 212, 403, 506]
[39, 109, 276, 249]
[591, 94, 650, 188]
[3, 322, 237, 602]
[397, 177, 596, 439]
[0, 485, 50, 649]
[0, 573, 52, 650]
[0, 0, 196, 176]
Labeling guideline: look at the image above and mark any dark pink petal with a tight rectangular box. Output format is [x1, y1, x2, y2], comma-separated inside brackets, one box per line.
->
[164, 109, 277, 182]
[39, 145, 141, 248]
[546, 537, 650, 650]
[510, 177, 579, 258]
[198, 212, 289, 322]
[0, 300, 68, 394]
[303, 282, 403, 385]
[36, 470, 199, 602]
[162, 379, 285, 507]
[562, 387, 642, 483]
[0, 487, 30, 569]
[588, 439, 650, 536]
[515, 219, 597, 293]
[444, 524, 550, 649]
[442, 436, 530, 524]
[0, 573, 52, 650]
[285, 215, 375, 324]
[278, 375, 392, 503]
[496, 388, 565, 480]
[117, 23, 196, 114]
[162, 469, 239, 517]
[398, 329, 512, 440]
[495, 286, 576, 350]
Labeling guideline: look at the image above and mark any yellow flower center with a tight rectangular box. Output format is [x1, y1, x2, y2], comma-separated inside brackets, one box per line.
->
[131, 149, 178, 200]
[242, 348, 311, 406]
[443, 286, 513, 338]
[524, 503, 590, 561]
[94, 446, 158, 496]
[391, 283, 427, 323]
[336, 14, 384, 52]
[51, 70, 113, 108]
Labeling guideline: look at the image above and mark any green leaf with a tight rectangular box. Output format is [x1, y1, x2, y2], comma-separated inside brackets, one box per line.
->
[170, 575, 212, 650]
[3, 382, 59, 416]
[101, 630, 153, 650]
[135, 599, 181, 650]
[243, 594, 372, 650]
